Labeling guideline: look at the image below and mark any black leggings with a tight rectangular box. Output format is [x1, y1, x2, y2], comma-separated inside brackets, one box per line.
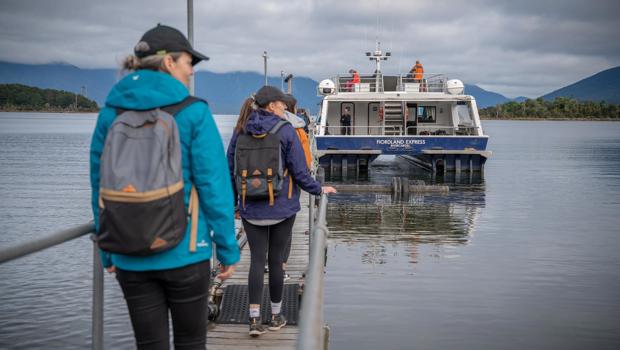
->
[115, 260, 210, 350]
[243, 215, 296, 305]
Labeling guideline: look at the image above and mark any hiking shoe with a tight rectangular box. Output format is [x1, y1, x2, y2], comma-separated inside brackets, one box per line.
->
[249, 317, 266, 337]
[268, 313, 287, 331]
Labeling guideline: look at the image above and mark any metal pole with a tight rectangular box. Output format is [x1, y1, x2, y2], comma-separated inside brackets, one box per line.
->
[281, 71, 285, 91]
[262, 51, 268, 86]
[297, 194, 328, 350]
[0, 222, 95, 264]
[91, 236, 104, 350]
[187, 0, 195, 95]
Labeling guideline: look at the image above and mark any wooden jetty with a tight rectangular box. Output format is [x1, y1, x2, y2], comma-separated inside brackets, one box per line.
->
[207, 192, 312, 350]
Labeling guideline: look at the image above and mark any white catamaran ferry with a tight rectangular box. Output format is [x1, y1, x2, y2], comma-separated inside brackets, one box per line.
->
[313, 44, 491, 176]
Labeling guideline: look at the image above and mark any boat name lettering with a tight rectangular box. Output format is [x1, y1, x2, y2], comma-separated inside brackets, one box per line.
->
[376, 139, 426, 145]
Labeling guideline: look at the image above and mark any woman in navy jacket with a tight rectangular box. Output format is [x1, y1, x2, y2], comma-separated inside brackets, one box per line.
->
[227, 86, 335, 336]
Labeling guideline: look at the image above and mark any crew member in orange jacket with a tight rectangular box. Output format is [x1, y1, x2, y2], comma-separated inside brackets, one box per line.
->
[411, 60, 424, 82]
[345, 69, 361, 91]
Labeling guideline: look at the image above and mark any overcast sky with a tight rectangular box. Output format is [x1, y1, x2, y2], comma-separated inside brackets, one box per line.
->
[1, 0, 619, 97]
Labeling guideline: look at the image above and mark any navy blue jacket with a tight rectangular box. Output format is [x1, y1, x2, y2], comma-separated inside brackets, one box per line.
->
[226, 109, 322, 220]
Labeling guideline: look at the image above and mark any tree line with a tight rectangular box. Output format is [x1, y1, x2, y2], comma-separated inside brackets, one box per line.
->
[0, 83, 99, 112]
[479, 97, 620, 120]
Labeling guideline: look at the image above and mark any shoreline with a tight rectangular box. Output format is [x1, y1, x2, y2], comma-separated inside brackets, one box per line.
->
[480, 117, 620, 121]
[1, 110, 618, 121]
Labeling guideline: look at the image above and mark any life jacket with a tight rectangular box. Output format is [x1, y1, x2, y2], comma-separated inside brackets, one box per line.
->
[352, 72, 361, 84]
[98, 96, 205, 256]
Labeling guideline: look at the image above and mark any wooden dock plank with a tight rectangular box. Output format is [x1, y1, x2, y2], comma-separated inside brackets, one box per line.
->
[207, 192, 312, 349]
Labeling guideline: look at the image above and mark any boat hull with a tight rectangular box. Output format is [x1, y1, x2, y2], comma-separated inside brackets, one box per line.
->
[315, 135, 490, 175]
[315, 135, 488, 155]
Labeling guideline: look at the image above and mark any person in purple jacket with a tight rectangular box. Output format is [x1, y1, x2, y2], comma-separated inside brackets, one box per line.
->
[227, 86, 336, 337]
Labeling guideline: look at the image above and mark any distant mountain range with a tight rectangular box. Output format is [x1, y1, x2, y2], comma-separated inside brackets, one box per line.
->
[1, 61, 618, 113]
[541, 66, 620, 104]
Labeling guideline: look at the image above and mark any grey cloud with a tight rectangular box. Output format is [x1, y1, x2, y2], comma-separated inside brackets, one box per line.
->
[0, 0, 618, 97]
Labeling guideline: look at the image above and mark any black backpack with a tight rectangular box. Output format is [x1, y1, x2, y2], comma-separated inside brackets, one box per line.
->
[234, 120, 289, 208]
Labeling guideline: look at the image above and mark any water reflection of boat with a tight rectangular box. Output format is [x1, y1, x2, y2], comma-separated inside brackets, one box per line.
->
[313, 42, 491, 177]
[326, 190, 485, 264]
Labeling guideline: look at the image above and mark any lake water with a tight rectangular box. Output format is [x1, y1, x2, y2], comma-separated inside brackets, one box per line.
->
[1, 112, 619, 349]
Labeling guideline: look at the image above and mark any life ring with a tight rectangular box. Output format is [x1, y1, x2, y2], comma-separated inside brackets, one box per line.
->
[378, 106, 384, 122]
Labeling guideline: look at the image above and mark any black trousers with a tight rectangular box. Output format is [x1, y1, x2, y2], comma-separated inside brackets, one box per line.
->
[243, 215, 296, 305]
[116, 260, 211, 350]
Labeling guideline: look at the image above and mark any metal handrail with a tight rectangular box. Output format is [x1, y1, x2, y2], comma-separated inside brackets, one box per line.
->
[331, 72, 448, 93]
[0, 222, 102, 350]
[319, 125, 403, 136]
[297, 194, 329, 350]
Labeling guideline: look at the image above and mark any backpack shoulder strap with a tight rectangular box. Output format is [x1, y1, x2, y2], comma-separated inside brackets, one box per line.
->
[112, 96, 208, 117]
[161, 96, 208, 116]
[269, 119, 290, 134]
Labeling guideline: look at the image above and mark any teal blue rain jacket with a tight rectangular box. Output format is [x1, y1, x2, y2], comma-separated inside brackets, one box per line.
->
[89, 69, 240, 271]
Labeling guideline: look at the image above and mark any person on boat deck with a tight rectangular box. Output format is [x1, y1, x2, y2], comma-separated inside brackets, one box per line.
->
[90, 24, 239, 350]
[344, 68, 360, 91]
[410, 60, 424, 82]
[296, 108, 311, 133]
[226, 86, 336, 337]
[340, 107, 352, 135]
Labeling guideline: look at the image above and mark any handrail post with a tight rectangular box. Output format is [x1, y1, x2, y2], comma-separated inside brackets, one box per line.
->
[91, 235, 104, 350]
[298, 194, 328, 350]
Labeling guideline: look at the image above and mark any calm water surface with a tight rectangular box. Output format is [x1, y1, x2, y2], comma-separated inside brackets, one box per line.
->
[1, 113, 619, 349]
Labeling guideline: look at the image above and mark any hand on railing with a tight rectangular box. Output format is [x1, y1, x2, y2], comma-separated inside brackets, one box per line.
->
[216, 264, 236, 281]
[106, 266, 116, 273]
[321, 186, 337, 194]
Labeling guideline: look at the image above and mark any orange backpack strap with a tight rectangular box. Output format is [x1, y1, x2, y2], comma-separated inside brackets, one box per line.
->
[267, 168, 274, 206]
[295, 128, 312, 169]
[241, 169, 248, 209]
[188, 185, 199, 253]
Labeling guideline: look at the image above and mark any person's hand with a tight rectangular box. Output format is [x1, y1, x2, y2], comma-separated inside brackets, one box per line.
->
[106, 266, 116, 273]
[234, 210, 240, 220]
[321, 186, 337, 194]
[217, 265, 235, 281]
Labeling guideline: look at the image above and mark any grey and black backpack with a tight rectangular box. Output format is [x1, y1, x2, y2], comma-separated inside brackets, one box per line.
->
[234, 120, 289, 208]
[97, 96, 205, 256]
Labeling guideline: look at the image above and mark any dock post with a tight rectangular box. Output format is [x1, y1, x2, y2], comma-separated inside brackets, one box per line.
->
[342, 157, 348, 178]
[91, 235, 103, 350]
[323, 324, 331, 350]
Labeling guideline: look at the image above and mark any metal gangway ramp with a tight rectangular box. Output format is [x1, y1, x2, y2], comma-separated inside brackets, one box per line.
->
[208, 192, 329, 350]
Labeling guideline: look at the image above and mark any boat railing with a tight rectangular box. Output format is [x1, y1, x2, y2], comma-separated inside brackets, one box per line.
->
[335, 74, 383, 93]
[399, 73, 448, 93]
[407, 125, 481, 136]
[333, 73, 448, 93]
[319, 124, 403, 136]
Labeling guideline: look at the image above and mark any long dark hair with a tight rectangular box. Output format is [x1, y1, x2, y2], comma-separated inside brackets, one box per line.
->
[234, 97, 256, 133]
[285, 94, 297, 114]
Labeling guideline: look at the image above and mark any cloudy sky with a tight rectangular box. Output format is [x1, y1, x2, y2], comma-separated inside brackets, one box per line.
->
[1, 0, 619, 97]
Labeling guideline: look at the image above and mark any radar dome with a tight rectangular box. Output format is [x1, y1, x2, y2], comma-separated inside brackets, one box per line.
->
[446, 79, 464, 95]
[318, 79, 336, 95]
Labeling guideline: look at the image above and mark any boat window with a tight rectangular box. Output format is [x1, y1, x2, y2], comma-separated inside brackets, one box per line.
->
[417, 106, 436, 123]
[456, 104, 472, 125]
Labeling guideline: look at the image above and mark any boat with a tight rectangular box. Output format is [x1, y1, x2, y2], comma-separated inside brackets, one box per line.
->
[313, 43, 491, 177]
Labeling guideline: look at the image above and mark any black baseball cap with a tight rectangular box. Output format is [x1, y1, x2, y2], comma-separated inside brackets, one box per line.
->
[134, 24, 209, 66]
[254, 86, 294, 107]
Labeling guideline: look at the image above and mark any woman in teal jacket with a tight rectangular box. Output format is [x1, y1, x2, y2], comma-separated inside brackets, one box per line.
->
[89, 24, 239, 349]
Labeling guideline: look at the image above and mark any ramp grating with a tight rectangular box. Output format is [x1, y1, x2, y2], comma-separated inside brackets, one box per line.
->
[216, 284, 301, 325]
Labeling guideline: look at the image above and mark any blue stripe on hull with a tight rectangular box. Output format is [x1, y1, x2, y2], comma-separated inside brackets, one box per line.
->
[315, 136, 488, 155]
